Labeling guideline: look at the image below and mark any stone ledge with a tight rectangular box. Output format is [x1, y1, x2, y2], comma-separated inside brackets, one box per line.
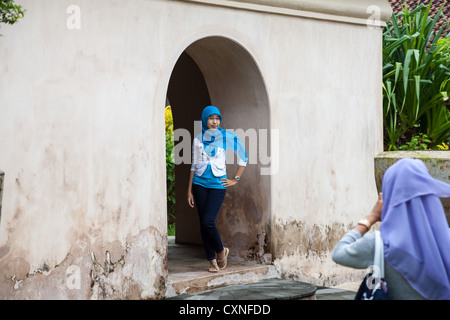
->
[232, 0, 393, 21]
[166, 264, 279, 297]
[374, 151, 450, 222]
[180, 0, 392, 26]
[166, 278, 317, 300]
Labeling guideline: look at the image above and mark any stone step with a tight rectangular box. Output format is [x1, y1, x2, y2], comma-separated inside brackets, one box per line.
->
[166, 239, 316, 300]
[166, 263, 279, 298]
[166, 278, 317, 300]
[166, 239, 281, 298]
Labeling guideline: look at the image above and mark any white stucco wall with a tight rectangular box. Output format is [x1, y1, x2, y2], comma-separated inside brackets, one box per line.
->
[0, 0, 390, 298]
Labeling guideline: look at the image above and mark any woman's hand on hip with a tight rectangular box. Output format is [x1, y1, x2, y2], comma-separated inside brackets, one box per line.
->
[221, 178, 237, 188]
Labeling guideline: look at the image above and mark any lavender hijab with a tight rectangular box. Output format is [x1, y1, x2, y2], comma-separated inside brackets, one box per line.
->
[380, 158, 450, 300]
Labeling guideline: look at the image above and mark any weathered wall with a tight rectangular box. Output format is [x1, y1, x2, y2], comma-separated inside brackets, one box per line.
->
[263, 12, 389, 285]
[0, 0, 391, 298]
[0, 0, 169, 299]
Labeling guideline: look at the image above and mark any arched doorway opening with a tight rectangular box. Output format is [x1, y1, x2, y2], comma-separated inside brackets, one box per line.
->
[166, 36, 271, 266]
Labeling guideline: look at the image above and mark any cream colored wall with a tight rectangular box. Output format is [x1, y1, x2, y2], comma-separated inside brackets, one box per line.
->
[270, 22, 385, 284]
[0, 0, 390, 298]
[0, 0, 169, 299]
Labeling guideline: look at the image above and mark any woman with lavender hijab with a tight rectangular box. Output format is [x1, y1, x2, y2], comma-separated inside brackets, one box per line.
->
[332, 158, 450, 299]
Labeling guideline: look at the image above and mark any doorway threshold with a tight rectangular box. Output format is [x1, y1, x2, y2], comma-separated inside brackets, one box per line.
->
[166, 237, 278, 298]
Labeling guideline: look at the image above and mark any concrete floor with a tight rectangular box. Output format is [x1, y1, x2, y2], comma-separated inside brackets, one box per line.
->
[166, 237, 359, 300]
[166, 238, 279, 297]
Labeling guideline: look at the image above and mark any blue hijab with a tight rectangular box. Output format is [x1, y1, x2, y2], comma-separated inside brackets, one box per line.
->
[380, 158, 450, 300]
[198, 106, 248, 163]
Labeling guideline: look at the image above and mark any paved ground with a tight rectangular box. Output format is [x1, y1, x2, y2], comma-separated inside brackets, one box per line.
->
[167, 278, 318, 300]
[167, 238, 359, 300]
[316, 286, 358, 300]
[167, 278, 358, 300]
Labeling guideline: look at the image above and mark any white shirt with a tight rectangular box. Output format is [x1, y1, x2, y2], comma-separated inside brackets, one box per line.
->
[190, 137, 247, 177]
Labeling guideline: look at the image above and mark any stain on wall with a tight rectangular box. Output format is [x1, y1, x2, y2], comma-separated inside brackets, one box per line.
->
[218, 176, 271, 261]
[0, 227, 167, 299]
[272, 219, 365, 286]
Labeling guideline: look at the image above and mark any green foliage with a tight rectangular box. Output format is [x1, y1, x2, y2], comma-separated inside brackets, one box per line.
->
[168, 223, 176, 237]
[399, 133, 432, 150]
[165, 106, 176, 225]
[383, 1, 450, 150]
[437, 141, 449, 150]
[0, 0, 25, 35]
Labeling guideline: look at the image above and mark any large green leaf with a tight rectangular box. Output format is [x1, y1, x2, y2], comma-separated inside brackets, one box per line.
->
[382, 1, 450, 149]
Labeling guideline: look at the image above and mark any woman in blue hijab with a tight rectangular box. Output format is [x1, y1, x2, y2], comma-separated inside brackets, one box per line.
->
[332, 158, 450, 299]
[187, 106, 248, 272]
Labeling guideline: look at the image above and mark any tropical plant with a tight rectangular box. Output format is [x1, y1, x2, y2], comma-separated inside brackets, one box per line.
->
[399, 133, 432, 150]
[437, 141, 449, 150]
[383, 1, 450, 150]
[165, 106, 176, 225]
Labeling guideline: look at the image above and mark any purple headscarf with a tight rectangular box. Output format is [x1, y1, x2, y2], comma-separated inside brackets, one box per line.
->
[380, 158, 450, 300]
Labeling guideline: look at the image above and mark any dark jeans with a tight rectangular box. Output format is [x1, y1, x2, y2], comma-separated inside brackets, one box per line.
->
[192, 184, 226, 261]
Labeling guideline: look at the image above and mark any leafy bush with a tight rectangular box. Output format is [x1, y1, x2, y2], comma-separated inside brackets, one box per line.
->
[168, 223, 176, 237]
[383, 2, 450, 150]
[165, 106, 176, 225]
[436, 141, 449, 150]
[0, 0, 25, 35]
[399, 133, 432, 150]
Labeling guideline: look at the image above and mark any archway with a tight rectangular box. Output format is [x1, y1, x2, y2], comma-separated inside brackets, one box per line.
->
[166, 36, 271, 263]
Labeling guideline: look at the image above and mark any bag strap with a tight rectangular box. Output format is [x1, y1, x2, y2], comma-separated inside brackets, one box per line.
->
[373, 230, 385, 279]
